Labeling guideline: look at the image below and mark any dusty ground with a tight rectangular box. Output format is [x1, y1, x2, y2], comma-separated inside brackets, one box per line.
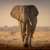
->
[0, 31, 50, 50]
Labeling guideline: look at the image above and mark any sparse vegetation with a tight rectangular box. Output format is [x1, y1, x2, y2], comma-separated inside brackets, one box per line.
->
[0, 30, 50, 49]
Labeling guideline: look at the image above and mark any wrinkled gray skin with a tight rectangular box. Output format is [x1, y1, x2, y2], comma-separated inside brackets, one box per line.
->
[10, 5, 39, 47]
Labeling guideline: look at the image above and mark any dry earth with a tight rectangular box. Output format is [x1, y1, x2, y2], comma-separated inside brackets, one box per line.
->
[0, 31, 50, 50]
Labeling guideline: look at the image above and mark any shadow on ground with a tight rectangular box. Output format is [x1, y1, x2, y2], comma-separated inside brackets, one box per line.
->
[0, 44, 50, 50]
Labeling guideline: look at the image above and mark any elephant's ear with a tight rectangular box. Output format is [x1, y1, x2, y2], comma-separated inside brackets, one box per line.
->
[10, 5, 24, 22]
[10, 6, 20, 19]
[29, 5, 39, 17]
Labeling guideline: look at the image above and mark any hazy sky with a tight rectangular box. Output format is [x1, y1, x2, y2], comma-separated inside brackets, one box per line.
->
[0, 0, 50, 27]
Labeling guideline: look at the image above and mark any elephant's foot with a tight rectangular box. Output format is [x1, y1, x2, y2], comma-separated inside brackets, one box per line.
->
[24, 44, 28, 47]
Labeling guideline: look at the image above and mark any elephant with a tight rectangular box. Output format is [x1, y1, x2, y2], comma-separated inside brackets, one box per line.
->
[10, 5, 39, 47]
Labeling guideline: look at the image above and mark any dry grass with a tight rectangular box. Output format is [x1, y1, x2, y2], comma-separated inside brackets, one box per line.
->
[0, 31, 50, 50]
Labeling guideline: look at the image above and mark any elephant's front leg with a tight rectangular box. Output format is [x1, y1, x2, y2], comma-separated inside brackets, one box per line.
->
[29, 25, 36, 47]
[19, 21, 24, 41]
[29, 33, 32, 47]
[24, 21, 30, 47]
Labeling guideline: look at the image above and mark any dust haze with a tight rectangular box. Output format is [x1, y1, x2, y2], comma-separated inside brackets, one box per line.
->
[0, 0, 50, 49]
